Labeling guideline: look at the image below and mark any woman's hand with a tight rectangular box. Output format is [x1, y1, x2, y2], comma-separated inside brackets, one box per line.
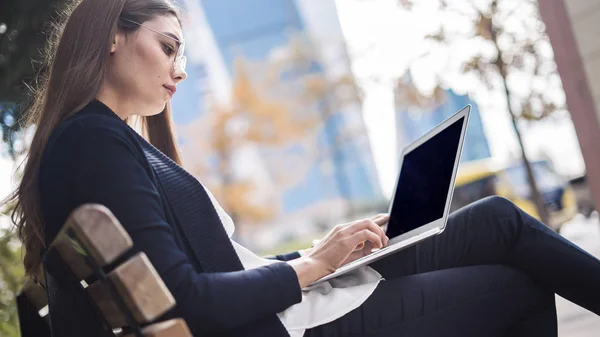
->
[288, 214, 389, 288]
[340, 214, 390, 266]
[315, 213, 390, 267]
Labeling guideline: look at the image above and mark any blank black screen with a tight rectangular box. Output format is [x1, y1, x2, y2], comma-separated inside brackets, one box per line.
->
[386, 117, 465, 239]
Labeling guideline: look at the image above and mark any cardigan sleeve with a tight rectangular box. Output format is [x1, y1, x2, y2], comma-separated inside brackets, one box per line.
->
[68, 125, 302, 335]
[265, 251, 302, 261]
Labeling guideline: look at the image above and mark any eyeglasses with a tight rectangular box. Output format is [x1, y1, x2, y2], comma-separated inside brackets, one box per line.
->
[123, 19, 187, 72]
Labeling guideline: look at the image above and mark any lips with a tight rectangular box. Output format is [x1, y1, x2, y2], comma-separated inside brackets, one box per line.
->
[163, 84, 176, 97]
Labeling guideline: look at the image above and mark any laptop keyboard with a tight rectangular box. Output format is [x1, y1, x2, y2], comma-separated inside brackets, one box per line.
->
[339, 245, 393, 271]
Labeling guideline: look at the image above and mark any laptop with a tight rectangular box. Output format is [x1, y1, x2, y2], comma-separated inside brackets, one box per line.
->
[308, 105, 471, 287]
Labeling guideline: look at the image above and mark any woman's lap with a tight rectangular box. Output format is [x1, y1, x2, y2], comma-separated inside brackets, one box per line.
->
[304, 196, 575, 336]
[368, 196, 600, 314]
[303, 265, 556, 337]
[368, 196, 521, 279]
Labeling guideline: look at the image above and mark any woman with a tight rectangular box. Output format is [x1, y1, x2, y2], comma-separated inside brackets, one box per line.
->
[4, 0, 600, 336]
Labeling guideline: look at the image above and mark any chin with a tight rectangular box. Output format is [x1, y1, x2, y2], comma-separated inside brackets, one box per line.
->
[145, 101, 168, 116]
[158, 100, 168, 113]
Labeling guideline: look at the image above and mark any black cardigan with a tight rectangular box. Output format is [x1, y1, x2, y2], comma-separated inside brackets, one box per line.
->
[38, 99, 302, 336]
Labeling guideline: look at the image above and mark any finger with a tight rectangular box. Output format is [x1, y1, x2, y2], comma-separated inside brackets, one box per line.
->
[352, 229, 384, 249]
[367, 219, 388, 246]
[353, 230, 382, 250]
[353, 241, 365, 251]
[352, 219, 388, 245]
[370, 216, 390, 245]
[360, 240, 381, 253]
[372, 214, 390, 226]
[371, 213, 389, 220]
[332, 223, 348, 232]
[347, 219, 382, 234]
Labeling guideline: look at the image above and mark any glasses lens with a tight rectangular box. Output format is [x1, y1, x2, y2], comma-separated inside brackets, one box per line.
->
[179, 56, 187, 71]
[174, 43, 185, 71]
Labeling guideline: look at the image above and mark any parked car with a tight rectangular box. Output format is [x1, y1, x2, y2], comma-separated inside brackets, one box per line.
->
[452, 159, 578, 232]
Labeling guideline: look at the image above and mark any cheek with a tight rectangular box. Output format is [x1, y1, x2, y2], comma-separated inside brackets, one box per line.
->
[136, 45, 169, 86]
[114, 41, 170, 108]
[129, 47, 161, 94]
[110, 49, 142, 91]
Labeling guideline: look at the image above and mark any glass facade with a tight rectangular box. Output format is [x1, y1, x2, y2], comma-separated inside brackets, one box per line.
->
[396, 89, 492, 163]
[172, 0, 383, 219]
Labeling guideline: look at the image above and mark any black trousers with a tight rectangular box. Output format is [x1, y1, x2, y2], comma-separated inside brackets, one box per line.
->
[304, 196, 600, 337]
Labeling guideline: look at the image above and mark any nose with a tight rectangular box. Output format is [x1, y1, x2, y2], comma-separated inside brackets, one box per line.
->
[172, 66, 187, 83]
[172, 55, 187, 83]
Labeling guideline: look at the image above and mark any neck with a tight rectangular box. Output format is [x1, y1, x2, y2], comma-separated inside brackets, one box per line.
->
[96, 85, 132, 120]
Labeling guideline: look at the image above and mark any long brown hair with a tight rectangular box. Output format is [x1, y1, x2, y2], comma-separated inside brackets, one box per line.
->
[2, 0, 183, 277]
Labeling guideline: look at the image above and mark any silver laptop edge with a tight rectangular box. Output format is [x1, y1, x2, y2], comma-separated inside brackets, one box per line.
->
[306, 105, 472, 288]
[389, 104, 471, 236]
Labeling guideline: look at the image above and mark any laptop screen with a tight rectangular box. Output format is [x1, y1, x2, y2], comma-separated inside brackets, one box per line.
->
[386, 116, 465, 239]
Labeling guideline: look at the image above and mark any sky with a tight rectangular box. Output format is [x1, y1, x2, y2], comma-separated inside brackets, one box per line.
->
[0, 0, 588, 205]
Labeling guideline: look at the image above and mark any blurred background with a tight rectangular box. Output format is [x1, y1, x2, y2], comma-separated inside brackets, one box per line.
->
[2, 0, 600, 335]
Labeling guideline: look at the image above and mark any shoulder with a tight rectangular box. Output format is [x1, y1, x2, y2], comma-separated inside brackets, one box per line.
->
[47, 108, 141, 159]
[56, 114, 133, 146]
[40, 109, 150, 185]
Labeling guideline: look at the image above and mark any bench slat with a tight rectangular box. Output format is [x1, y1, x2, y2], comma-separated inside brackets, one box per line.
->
[52, 204, 133, 280]
[87, 279, 128, 328]
[87, 252, 176, 328]
[20, 278, 48, 313]
[110, 252, 176, 324]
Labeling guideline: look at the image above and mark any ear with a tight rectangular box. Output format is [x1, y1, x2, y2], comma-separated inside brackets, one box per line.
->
[110, 39, 117, 54]
[110, 31, 123, 54]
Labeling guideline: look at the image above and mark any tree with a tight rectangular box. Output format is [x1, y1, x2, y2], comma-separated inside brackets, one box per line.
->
[399, 0, 566, 225]
[180, 33, 369, 232]
[181, 56, 322, 230]
[0, 201, 24, 337]
[1, 0, 66, 156]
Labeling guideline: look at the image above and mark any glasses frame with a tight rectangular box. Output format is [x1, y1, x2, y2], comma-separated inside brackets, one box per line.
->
[123, 18, 186, 72]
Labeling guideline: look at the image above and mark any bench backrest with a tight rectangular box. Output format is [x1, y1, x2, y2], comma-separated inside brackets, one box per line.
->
[17, 204, 192, 337]
[16, 277, 51, 337]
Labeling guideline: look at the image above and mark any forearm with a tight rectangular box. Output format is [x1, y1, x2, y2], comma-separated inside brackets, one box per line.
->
[181, 263, 302, 333]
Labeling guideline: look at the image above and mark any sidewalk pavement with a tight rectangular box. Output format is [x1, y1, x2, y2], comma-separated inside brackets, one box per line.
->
[557, 213, 600, 336]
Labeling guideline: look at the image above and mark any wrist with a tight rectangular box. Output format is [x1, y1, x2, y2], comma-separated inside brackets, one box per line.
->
[298, 247, 312, 257]
[287, 256, 326, 288]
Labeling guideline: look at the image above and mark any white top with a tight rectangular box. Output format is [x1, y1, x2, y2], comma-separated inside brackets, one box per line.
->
[203, 186, 383, 337]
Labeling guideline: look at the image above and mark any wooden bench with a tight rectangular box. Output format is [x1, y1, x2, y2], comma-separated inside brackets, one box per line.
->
[16, 276, 51, 337]
[16, 204, 192, 337]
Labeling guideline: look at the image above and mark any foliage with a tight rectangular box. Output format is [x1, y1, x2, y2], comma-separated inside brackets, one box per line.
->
[398, 0, 565, 224]
[1, 0, 66, 156]
[0, 201, 24, 337]
[182, 34, 365, 229]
